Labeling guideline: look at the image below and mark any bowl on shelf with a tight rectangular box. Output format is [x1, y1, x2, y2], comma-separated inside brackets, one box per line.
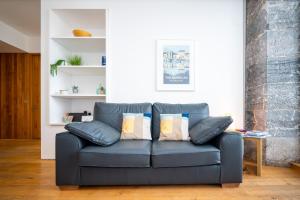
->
[72, 29, 92, 37]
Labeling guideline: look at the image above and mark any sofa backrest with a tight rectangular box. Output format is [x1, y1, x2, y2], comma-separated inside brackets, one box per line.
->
[152, 103, 209, 140]
[94, 102, 152, 132]
[94, 102, 209, 140]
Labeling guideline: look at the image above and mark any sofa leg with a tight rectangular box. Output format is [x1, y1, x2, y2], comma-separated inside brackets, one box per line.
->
[221, 183, 240, 188]
[58, 186, 79, 190]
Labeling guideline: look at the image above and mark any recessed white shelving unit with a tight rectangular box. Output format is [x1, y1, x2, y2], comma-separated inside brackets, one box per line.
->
[48, 9, 108, 125]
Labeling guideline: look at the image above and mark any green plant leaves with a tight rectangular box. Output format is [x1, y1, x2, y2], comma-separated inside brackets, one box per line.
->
[67, 55, 82, 66]
[50, 59, 65, 76]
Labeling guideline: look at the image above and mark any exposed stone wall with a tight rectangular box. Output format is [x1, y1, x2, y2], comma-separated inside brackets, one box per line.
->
[245, 0, 300, 166]
[245, 0, 268, 164]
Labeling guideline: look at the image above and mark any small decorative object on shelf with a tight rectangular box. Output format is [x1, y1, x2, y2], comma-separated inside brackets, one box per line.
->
[101, 56, 106, 66]
[63, 114, 73, 124]
[96, 84, 105, 95]
[100, 86, 106, 94]
[72, 86, 79, 94]
[82, 111, 93, 122]
[72, 29, 92, 37]
[59, 89, 69, 95]
[50, 59, 65, 76]
[243, 130, 270, 138]
[67, 55, 82, 66]
[82, 115, 93, 122]
[68, 112, 84, 122]
[235, 128, 247, 133]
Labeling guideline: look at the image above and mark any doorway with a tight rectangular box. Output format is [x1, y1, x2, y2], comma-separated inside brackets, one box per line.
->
[0, 53, 40, 139]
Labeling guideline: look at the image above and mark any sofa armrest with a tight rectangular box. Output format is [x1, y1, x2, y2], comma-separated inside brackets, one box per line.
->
[56, 132, 88, 186]
[211, 131, 243, 183]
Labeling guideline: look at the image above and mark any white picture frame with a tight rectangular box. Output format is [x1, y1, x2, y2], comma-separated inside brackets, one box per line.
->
[156, 39, 195, 91]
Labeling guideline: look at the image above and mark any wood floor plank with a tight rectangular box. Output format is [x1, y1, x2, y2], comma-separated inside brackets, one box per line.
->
[0, 139, 299, 200]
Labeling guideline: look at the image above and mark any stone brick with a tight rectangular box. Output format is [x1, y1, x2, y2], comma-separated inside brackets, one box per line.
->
[267, 1, 300, 30]
[245, 84, 267, 110]
[246, 1, 267, 44]
[267, 83, 300, 110]
[268, 128, 300, 137]
[246, 64, 267, 86]
[267, 61, 300, 83]
[265, 137, 300, 167]
[267, 30, 300, 60]
[246, 33, 267, 66]
[247, 0, 267, 22]
[267, 110, 300, 123]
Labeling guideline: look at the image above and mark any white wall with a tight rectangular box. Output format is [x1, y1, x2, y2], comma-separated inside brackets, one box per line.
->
[0, 21, 40, 53]
[0, 21, 27, 52]
[41, 0, 244, 159]
[26, 36, 41, 53]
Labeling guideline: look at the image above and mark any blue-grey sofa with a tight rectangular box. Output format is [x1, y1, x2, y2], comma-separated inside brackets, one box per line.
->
[56, 102, 243, 187]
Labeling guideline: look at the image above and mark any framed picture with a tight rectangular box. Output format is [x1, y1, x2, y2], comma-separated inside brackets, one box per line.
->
[156, 39, 195, 91]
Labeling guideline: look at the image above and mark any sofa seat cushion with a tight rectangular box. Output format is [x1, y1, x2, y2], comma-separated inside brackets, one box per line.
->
[79, 140, 151, 168]
[151, 141, 220, 168]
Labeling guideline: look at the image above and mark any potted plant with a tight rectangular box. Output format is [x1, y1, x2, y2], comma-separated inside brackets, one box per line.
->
[50, 59, 65, 76]
[67, 55, 82, 66]
[96, 84, 106, 95]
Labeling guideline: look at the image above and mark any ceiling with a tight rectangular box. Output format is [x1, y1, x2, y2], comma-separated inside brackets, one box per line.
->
[0, 0, 40, 37]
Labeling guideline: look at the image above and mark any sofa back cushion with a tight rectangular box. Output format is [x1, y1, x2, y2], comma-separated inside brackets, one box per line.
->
[152, 103, 209, 140]
[94, 102, 152, 132]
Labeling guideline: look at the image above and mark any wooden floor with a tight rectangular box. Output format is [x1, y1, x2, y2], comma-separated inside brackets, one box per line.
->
[0, 140, 299, 200]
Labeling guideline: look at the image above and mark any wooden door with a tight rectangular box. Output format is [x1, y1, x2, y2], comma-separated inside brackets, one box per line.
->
[0, 53, 40, 139]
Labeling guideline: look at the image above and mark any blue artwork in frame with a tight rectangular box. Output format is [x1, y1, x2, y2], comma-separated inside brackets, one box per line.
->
[163, 45, 190, 84]
[157, 40, 195, 91]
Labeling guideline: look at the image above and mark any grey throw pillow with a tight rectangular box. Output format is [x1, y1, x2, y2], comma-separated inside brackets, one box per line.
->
[189, 116, 233, 144]
[65, 120, 120, 146]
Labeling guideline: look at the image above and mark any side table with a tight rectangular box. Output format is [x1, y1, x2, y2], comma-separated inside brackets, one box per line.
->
[243, 136, 266, 176]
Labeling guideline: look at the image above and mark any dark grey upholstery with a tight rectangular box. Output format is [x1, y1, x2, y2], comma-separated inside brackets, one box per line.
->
[79, 140, 151, 167]
[65, 120, 120, 146]
[56, 132, 88, 185]
[56, 103, 243, 186]
[190, 116, 233, 144]
[80, 165, 220, 185]
[212, 132, 243, 183]
[152, 141, 220, 168]
[152, 103, 209, 139]
[94, 102, 152, 131]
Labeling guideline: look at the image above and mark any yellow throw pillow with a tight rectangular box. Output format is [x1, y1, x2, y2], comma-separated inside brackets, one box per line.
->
[159, 113, 190, 141]
[121, 113, 152, 140]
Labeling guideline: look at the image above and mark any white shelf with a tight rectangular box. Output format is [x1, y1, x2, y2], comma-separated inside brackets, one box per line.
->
[51, 94, 106, 99]
[58, 65, 106, 76]
[50, 37, 105, 52]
